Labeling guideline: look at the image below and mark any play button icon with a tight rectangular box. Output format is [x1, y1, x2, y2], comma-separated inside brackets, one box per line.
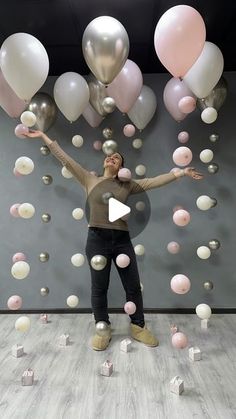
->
[108, 198, 131, 222]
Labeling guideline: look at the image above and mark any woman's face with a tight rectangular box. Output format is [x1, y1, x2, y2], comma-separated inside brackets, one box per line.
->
[103, 153, 123, 174]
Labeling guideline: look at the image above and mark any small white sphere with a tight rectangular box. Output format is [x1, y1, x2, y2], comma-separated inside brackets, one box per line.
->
[67, 295, 79, 308]
[135, 201, 146, 211]
[18, 203, 35, 218]
[72, 135, 84, 147]
[132, 138, 143, 149]
[196, 195, 212, 211]
[134, 244, 145, 256]
[11, 261, 30, 279]
[20, 111, 37, 127]
[197, 246, 211, 259]
[200, 149, 214, 163]
[15, 156, 34, 175]
[135, 164, 146, 176]
[72, 208, 84, 220]
[71, 253, 85, 267]
[196, 303, 212, 319]
[61, 166, 73, 178]
[201, 107, 218, 124]
[15, 316, 31, 332]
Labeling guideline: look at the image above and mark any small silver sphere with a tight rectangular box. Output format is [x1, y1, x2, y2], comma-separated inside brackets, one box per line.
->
[210, 198, 217, 208]
[208, 239, 221, 250]
[41, 213, 51, 223]
[102, 97, 116, 113]
[209, 134, 219, 143]
[208, 163, 219, 174]
[91, 255, 107, 270]
[102, 191, 114, 204]
[95, 321, 110, 337]
[40, 287, 49, 296]
[42, 175, 53, 185]
[102, 127, 114, 139]
[204, 281, 214, 291]
[40, 145, 50, 155]
[39, 252, 50, 262]
[102, 140, 118, 156]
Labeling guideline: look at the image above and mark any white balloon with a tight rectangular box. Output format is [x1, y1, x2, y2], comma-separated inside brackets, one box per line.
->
[15, 316, 31, 332]
[71, 253, 85, 267]
[196, 303, 212, 319]
[61, 166, 73, 178]
[135, 164, 146, 176]
[200, 149, 214, 163]
[0, 33, 49, 100]
[132, 138, 143, 149]
[197, 246, 211, 259]
[72, 208, 84, 220]
[201, 107, 218, 124]
[11, 261, 30, 279]
[134, 244, 145, 256]
[196, 195, 212, 210]
[20, 111, 37, 127]
[183, 42, 224, 98]
[18, 203, 35, 218]
[15, 156, 34, 175]
[67, 295, 79, 308]
[72, 135, 84, 147]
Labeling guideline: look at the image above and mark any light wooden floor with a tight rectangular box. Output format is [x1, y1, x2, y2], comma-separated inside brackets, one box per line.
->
[0, 313, 235, 419]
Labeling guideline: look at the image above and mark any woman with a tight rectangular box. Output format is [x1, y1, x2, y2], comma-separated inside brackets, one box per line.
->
[24, 130, 203, 351]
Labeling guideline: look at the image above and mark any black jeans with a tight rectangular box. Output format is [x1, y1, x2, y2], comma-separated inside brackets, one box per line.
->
[85, 227, 145, 327]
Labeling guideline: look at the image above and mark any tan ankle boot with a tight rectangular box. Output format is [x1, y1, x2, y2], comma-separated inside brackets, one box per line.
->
[92, 326, 112, 351]
[130, 324, 159, 347]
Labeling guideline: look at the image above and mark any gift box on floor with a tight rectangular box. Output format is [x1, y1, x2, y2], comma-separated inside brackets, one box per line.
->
[12, 344, 24, 358]
[39, 313, 48, 324]
[22, 368, 34, 386]
[170, 324, 179, 335]
[59, 334, 70, 346]
[101, 360, 113, 377]
[120, 338, 132, 352]
[170, 376, 184, 395]
[189, 346, 202, 361]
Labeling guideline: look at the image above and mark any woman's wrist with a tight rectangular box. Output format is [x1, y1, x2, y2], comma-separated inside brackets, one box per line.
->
[173, 169, 185, 178]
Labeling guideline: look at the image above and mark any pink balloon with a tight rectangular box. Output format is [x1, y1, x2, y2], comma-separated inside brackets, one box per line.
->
[172, 332, 188, 349]
[93, 140, 102, 151]
[171, 274, 191, 294]
[163, 78, 196, 122]
[0, 69, 28, 118]
[82, 103, 104, 128]
[10, 203, 21, 217]
[124, 301, 136, 315]
[14, 124, 29, 139]
[12, 252, 27, 263]
[123, 124, 136, 137]
[13, 167, 22, 177]
[116, 253, 130, 268]
[118, 168, 131, 182]
[173, 209, 190, 226]
[178, 131, 189, 143]
[107, 59, 143, 113]
[173, 146, 192, 166]
[167, 241, 180, 254]
[173, 205, 183, 213]
[178, 96, 196, 114]
[154, 5, 206, 77]
[7, 295, 23, 310]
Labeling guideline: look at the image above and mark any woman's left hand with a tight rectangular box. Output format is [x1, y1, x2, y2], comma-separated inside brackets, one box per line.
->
[184, 167, 204, 180]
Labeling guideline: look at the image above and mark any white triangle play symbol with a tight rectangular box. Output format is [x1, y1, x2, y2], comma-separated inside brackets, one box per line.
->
[108, 198, 131, 222]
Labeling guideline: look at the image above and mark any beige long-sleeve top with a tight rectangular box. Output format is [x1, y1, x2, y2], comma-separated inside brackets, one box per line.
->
[48, 141, 178, 231]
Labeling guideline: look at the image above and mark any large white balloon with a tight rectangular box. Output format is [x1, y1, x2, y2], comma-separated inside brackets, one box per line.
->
[201, 107, 218, 124]
[183, 42, 224, 98]
[0, 33, 49, 100]
[15, 156, 34, 175]
[18, 203, 35, 218]
[196, 195, 212, 210]
[11, 261, 30, 279]
[196, 303, 212, 319]
[128, 85, 157, 130]
[54, 72, 89, 122]
[15, 316, 31, 332]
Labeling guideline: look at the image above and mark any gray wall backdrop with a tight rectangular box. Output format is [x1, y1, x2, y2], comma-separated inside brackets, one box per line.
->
[0, 73, 235, 311]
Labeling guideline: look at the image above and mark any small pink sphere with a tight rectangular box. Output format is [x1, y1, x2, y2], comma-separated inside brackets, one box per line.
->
[124, 301, 136, 315]
[116, 253, 130, 268]
[173, 205, 183, 213]
[123, 124, 136, 137]
[12, 252, 27, 263]
[167, 241, 180, 254]
[10, 203, 21, 217]
[7, 295, 23, 310]
[173, 146, 193, 167]
[13, 167, 22, 177]
[170, 274, 191, 294]
[14, 124, 29, 139]
[173, 209, 190, 226]
[118, 168, 131, 182]
[178, 96, 196, 114]
[172, 332, 188, 349]
[178, 131, 190, 143]
[93, 140, 102, 151]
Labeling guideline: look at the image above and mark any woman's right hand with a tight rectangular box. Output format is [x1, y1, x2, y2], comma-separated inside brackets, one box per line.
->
[24, 129, 44, 139]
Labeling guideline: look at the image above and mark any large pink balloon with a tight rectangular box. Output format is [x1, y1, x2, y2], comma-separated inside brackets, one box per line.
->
[163, 78, 195, 121]
[173, 209, 190, 226]
[116, 254, 130, 268]
[0, 70, 28, 117]
[154, 5, 206, 77]
[14, 124, 29, 139]
[124, 301, 136, 315]
[12, 252, 27, 263]
[172, 332, 188, 349]
[82, 102, 104, 127]
[167, 242, 180, 254]
[178, 96, 196, 114]
[172, 147, 193, 166]
[10, 203, 21, 217]
[171, 274, 191, 294]
[7, 295, 23, 310]
[107, 59, 143, 113]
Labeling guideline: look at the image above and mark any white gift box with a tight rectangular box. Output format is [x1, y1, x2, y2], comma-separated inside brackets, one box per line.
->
[59, 334, 70, 346]
[170, 376, 184, 395]
[189, 346, 202, 361]
[22, 368, 34, 386]
[120, 338, 132, 353]
[201, 319, 209, 329]
[12, 344, 24, 358]
[39, 313, 48, 324]
[100, 360, 113, 377]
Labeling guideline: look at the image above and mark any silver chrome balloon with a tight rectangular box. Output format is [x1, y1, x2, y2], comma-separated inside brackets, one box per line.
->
[204, 281, 214, 291]
[41, 213, 51, 223]
[209, 134, 219, 143]
[208, 163, 219, 174]
[39, 252, 50, 262]
[40, 287, 50, 296]
[102, 97, 116, 113]
[82, 16, 129, 85]
[28, 92, 57, 132]
[102, 140, 118, 156]
[197, 77, 227, 112]
[91, 255, 107, 270]
[42, 175, 53, 185]
[88, 73, 108, 116]
[102, 127, 113, 139]
[95, 321, 110, 337]
[208, 239, 221, 250]
[40, 145, 50, 155]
